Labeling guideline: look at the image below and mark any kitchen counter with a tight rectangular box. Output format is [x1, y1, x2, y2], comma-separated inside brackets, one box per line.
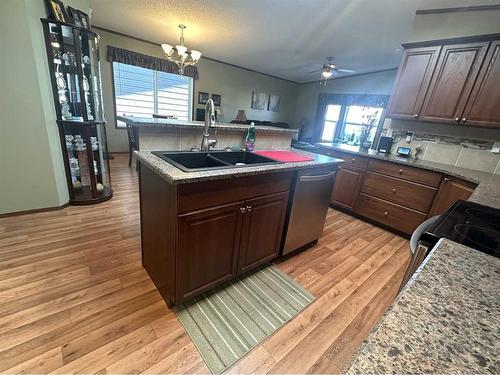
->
[117, 116, 298, 134]
[135, 149, 343, 184]
[316, 142, 500, 210]
[344, 238, 500, 374]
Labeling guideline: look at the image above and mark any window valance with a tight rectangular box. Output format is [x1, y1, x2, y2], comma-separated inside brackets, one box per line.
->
[313, 93, 390, 141]
[106, 46, 199, 80]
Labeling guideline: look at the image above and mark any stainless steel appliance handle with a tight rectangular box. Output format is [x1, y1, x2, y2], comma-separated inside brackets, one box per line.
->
[299, 172, 336, 182]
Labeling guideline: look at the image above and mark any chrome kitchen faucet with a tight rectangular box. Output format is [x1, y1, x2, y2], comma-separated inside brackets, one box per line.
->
[201, 99, 217, 151]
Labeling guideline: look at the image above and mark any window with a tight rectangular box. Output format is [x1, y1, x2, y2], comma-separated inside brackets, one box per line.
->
[321, 105, 341, 141]
[320, 104, 383, 145]
[112, 62, 193, 128]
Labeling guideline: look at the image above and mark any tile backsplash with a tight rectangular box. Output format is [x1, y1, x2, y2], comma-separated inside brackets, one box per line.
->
[381, 129, 500, 175]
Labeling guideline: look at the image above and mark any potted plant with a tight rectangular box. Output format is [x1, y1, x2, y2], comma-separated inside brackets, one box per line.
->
[359, 111, 379, 149]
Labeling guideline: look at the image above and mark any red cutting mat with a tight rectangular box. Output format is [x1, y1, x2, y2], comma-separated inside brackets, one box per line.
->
[253, 150, 314, 162]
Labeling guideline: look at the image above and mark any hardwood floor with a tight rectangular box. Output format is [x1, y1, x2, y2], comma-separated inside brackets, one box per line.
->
[0, 154, 411, 374]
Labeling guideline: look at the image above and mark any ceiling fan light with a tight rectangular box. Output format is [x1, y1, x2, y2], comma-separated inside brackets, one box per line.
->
[176, 45, 188, 55]
[161, 43, 173, 55]
[190, 50, 201, 62]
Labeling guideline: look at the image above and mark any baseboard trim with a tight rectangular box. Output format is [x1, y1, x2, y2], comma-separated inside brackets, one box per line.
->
[0, 202, 70, 219]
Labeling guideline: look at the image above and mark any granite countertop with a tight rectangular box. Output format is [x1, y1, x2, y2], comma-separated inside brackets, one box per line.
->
[135, 149, 343, 184]
[117, 116, 298, 134]
[316, 142, 500, 210]
[344, 238, 500, 374]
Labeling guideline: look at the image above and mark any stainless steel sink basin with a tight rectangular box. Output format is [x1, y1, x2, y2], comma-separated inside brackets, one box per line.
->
[152, 150, 282, 172]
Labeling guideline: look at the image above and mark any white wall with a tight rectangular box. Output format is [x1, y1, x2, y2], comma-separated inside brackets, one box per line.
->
[0, 0, 68, 214]
[293, 69, 397, 138]
[95, 28, 299, 152]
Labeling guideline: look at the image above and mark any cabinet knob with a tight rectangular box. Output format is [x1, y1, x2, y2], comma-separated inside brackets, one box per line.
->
[351, 158, 356, 162]
[384, 211, 388, 216]
[399, 169, 403, 174]
[246, 205, 252, 212]
[444, 177, 449, 183]
[392, 188, 396, 193]
[462, 118, 467, 123]
[413, 114, 418, 118]
[455, 117, 460, 121]
[240, 207, 246, 213]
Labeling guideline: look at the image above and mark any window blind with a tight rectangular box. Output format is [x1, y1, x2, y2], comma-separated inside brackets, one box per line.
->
[113, 62, 193, 127]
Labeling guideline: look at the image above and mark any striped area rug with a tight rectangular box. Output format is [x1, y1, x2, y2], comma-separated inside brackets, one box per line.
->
[174, 265, 315, 373]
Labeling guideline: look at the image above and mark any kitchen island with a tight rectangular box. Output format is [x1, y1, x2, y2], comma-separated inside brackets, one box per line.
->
[344, 238, 500, 374]
[135, 149, 342, 306]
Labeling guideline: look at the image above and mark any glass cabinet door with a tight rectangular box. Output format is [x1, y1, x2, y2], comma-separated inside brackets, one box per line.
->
[78, 31, 104, 122]
[63, 122, 111, 201]
[46, 22, 84, 121]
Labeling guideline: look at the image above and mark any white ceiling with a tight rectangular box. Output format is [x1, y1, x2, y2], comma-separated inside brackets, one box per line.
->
[90, 0, 497, 83]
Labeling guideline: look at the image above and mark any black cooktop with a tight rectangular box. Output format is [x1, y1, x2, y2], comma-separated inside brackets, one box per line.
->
[421, 200, 500, 258]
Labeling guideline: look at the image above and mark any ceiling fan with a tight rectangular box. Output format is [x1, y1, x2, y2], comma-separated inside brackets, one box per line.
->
[309, 57, 356, 85]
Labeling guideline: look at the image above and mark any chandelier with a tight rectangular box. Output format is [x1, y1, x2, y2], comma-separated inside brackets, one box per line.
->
[161, 24, 201, 75]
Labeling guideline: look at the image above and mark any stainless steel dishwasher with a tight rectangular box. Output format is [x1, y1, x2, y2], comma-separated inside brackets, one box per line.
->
[281, 166, 337, 255]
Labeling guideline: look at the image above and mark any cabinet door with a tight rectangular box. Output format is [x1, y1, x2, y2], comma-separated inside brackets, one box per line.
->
[237, 192, 288, 274]
[331, 166, 363, 210]
[386, 46, 441, 120]
[462, 40, 500, 128]
[177, 202, 243, 302]
[420, 42, 489, 124]
[429, 177, 476, 216]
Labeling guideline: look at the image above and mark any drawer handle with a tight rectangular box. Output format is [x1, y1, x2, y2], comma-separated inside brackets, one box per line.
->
[240, 207, 246, 213]
[413, 114, 418, 118]
[392, 188, 396, 193]
[399, 169, 403, 174]
[384, 211, 388, 216]
[462, 118, 467, 123]
[246, 205, 252, 212]
[455, 117, 460, 121]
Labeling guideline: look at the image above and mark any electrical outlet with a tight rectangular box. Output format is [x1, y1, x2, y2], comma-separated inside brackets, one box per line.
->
[492, 142, 500, 154]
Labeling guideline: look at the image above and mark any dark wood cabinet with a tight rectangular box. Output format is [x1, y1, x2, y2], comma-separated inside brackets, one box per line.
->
[387, 35, 500, 129]
[177, 202, 243, 301]
[429, 177, 477, 216]
[386, 46, 441, 120]
[420, 42, 489, 124]
[139, 165, 292, 305]
[462, 40, 500, 128]
[237, 192, 288, 274]
[331, 166, 364, 210]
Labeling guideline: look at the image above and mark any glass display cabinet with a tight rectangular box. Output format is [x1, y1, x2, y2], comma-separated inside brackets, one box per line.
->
[41, 18, 112, 204]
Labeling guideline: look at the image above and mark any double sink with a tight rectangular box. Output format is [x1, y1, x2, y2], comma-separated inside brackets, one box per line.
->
[152, 150, 282, 172]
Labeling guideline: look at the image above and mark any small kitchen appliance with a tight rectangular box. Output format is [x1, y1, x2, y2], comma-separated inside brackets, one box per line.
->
[377, 136, 393, 154]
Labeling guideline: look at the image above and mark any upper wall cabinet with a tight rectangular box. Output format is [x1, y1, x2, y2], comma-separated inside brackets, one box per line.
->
[386, 46, 441, 120]
[387, 35, 500, 129]
[461, 40, 500, 128]
[419, 42, 489, 124]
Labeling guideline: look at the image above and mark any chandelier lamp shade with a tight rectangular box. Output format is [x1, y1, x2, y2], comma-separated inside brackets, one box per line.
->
[161, 24, 201, 75]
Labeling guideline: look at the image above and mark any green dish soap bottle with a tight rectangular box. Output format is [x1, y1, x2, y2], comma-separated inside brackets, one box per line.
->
[244, 122, 256, 151]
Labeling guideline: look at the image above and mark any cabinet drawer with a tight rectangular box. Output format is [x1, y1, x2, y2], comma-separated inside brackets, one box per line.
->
[361, 172, 437, 213]
[178, 172, 292, 213]
[367, 159, 441, 187]
[326, 150, 369, 170]
[355, 193, 427, 235]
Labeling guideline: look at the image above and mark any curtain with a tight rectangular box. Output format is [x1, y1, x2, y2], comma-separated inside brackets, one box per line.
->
[313, 93, 390, 141]
[106, 46, 199, 80]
